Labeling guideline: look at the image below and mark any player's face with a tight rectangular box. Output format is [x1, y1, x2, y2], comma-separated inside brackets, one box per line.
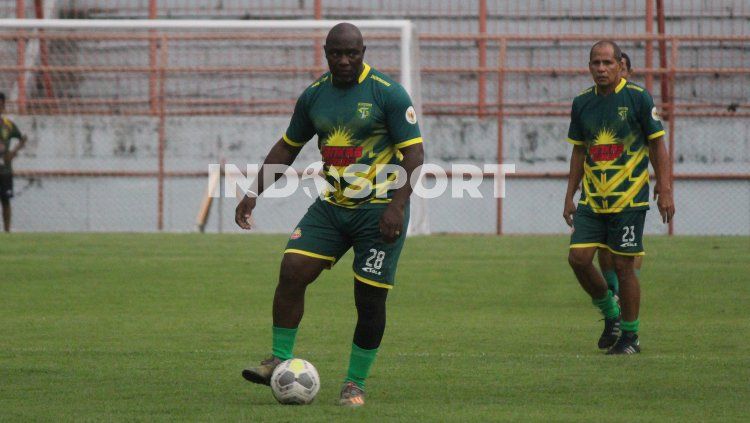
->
[324, 37, 366, 86]
[589, 45, 622, 89]
[620, 59, 631, 79]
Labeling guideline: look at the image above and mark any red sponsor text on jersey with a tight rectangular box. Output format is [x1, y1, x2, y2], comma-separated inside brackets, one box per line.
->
[322, 146, 363, 166]
[589, 144, 624, 162]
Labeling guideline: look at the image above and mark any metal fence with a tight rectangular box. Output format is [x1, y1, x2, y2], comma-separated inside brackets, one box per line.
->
[1, 0, 748, 234]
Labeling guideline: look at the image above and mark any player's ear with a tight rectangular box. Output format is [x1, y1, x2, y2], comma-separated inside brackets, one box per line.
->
[361, 45, 366, 56]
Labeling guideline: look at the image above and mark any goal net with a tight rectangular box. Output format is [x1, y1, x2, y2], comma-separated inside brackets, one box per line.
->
[0, 19, 428, 234]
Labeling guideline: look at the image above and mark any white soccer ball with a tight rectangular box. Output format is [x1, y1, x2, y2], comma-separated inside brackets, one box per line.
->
[270, 358, 320, 405]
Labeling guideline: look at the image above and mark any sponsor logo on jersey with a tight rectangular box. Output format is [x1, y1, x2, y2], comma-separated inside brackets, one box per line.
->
[405, 106, 417, 124]
[290, 227, 302, 240]
[618, 106, 629, 121]
[589, 144, 624, 162]
[620, 242, 638, 248]
[357, 102, 372, 119]
[321, 146, 363, 167]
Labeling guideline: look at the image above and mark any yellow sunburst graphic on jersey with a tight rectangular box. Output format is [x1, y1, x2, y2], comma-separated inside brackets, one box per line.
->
[594, 127, 618, 145]
[326, 126, 355, 147]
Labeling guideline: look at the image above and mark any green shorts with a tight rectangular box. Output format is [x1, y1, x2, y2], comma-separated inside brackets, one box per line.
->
[284, 199, 410, 289]
[570, 205, 647, 256]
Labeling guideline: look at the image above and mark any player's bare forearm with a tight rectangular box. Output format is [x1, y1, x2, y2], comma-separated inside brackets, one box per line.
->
[648, 136, 675, 223]
[648, 137, 670, 192]
[565, 145, 586, 200]
[251, 138, 302, 197]
[563, 145, 586, 226]
[379, 143, 424, 242]
[235, 138, 301, 230]
[389, 143, 424, 210]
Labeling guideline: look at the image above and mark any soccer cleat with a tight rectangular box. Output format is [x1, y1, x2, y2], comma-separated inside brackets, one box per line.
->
[598, 315, 621, 349]
[606, 332, 641, 355]
[242, 355, 282, 386]
[338, 381, 365, 407]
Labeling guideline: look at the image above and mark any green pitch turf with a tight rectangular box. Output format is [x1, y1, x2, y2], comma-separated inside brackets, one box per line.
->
[1, 233, 748, 421]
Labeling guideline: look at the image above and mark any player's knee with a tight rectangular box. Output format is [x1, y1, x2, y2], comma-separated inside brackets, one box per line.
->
[612, 256, 636, 276]
[279, 254, 319, 288]
[568, 250, 591, 269]
[354, 282, 387, 317]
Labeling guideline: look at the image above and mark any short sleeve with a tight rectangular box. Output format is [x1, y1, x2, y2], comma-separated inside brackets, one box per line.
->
[384, 84, 422, 149]
[566, 100, 585, 146]
[639, 91, 666, 141]
[283, 92, 316, 148]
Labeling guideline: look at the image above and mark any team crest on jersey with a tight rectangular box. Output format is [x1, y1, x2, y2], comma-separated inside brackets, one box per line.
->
[357, 102, 372, 119]
[651, 107, 661, 121]
[405, 106, 417, 124]
[618, 106, 629, 121]
[290, 227, 302, 240]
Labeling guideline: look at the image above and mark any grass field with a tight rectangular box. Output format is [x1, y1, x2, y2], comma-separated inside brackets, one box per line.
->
[1, 233, 748, 422]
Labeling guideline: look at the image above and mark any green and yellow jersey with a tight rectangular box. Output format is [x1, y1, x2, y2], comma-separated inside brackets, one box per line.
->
[284, 62, 423, 208]
[0, 116, 23, 174]
[566, 78, 665, 213]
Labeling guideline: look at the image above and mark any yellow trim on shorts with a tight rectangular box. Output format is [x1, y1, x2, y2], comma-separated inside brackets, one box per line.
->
[282, 133, 305, 148]
[570, 243, 607, 249]
[354, 273, 393, 290]
[604, 246, 646, 257]
[647, 130, 666, 141]
[284, 249, 336, 263]
[395, 137, 423, 149]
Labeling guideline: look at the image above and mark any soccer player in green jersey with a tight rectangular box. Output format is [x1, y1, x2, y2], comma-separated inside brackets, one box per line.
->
[595, 52, 644, 300]
[0, 92, 28, 232]
[563, 41, 675, 354]
[235, 23, 424, 405]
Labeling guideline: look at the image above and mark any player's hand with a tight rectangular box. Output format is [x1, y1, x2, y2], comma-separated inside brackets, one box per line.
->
[563, 197, 577, 227]
[235, 194, 257, 230]
[19, 134, 27, 146]
[654, 184, 675, 224]
[379, 203, 404, 243]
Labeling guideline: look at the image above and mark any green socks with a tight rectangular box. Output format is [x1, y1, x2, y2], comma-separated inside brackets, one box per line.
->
[602, 270, 619, 295]
[621, 319, 640, 333]
[592, 290, 620, 320]
[345, 343, 379, 389]
[272, 326, 298, 360]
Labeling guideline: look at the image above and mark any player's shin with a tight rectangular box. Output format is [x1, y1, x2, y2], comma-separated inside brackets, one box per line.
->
[347, 281, 387, 388]
[615, 265, 641, 332]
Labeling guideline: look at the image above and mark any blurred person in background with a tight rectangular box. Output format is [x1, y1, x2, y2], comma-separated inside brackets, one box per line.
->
[0, 92, 28, 232]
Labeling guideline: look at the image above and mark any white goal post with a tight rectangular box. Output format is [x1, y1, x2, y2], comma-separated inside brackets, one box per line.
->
[0, 19, 429, 234]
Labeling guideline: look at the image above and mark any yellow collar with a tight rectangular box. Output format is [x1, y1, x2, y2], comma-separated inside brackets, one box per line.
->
[595, 78, 627, 95]
[358, 62, 371, 84]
